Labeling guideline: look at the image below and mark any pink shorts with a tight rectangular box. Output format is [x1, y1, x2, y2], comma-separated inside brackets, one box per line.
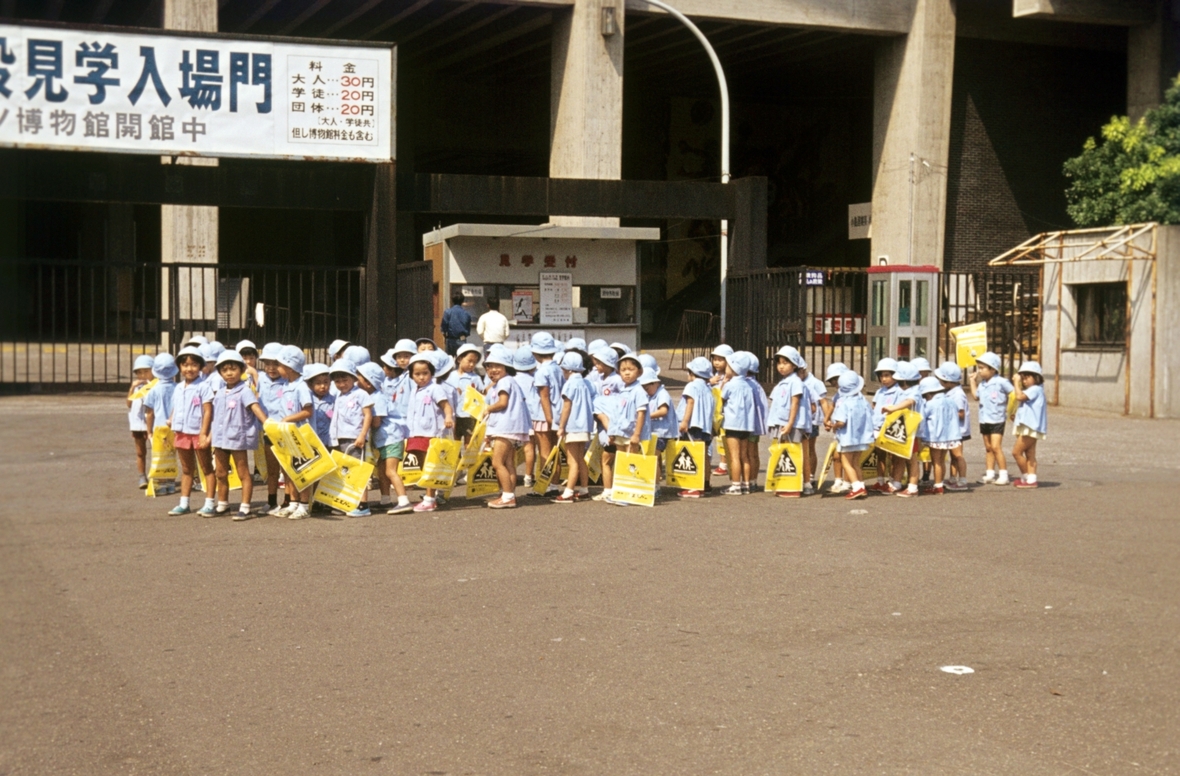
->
[174, 431, 201, 450]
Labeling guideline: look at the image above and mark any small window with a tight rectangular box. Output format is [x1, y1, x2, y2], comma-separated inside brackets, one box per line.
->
[1072, 282, 1126, 347]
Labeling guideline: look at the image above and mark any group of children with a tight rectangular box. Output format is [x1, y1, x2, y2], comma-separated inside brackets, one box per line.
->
[126, 332, 1048, 519]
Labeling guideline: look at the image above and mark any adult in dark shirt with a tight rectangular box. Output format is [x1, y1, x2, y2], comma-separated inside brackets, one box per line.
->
[441, 291, 473, 355]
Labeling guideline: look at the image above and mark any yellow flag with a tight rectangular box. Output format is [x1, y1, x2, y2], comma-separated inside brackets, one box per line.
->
[765, 442, 805, 493]
[815, 441, 838, 490]
[465, 452, 500, 499]
[398, 445, 425, 485]
[950, 322, 987, 368]
[711, 386, 723, 435]
[875, 409, 922, 458]
[130, 378, 158, 401]
[860, 447, 882, 480]
[314, 450, 374, 513]
[664, 439, 706, 490]
[263, 419, 338, 490]
[611, 450, 658, 507]
[461, 420, 487, 469]
[585, 435, 603, 483]
[533, 439, 565, 495]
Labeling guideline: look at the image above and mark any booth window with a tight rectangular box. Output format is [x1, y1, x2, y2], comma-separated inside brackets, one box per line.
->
[455, 284, 636, 326]
[1071, 282, 1126, 348]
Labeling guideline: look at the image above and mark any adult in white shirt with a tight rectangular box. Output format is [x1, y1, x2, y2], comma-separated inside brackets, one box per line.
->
[477, 296, 511, 352]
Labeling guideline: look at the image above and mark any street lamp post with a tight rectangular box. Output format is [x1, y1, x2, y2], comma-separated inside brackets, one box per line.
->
[637, 0, 731, 340]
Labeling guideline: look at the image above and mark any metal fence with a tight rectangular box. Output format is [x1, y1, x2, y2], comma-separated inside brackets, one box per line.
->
[0, 259, 364, 387]
[396, 261, 435, 342]
[726, 268, 868, 384]
[726, 266, 1041, 385]
[668, 309, 718, 370]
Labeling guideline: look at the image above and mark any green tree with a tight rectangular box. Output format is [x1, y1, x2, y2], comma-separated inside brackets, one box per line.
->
[1064, 74, 1180, 226]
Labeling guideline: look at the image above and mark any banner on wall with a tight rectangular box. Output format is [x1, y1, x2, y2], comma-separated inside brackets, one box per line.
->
[0, 23, 394, 161]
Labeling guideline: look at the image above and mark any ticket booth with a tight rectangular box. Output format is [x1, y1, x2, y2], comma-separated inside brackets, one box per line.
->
[866, 265, 939, 365]
[422, 224, 660, 350]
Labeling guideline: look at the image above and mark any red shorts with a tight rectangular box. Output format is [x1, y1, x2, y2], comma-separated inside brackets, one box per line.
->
[406, 436, 431, 454]
[174, 431, 201, 450]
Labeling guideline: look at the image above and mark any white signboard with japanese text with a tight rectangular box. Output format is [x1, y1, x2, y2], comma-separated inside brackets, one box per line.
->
[0, 23, 393, 162]
[539, 271, 573, 326]
[848, 202, 871, 240]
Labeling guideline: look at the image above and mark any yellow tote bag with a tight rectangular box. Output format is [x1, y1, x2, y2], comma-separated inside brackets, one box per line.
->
[462, 385, 487, 418]
[585, 435, 603, 484]
[815, 441, 839, 490]
[460, 420, 487, 469]
[1006, 390, 1019, 421]
[611, 450, 658, 507]
[419, 438, 462, 490]
[640, 437, 658, 457]
[533, 439, 565, 495]
[765, 442, 804, 493]
[263, 419, 338, 490]
[148, 425, 178, 479]
[314, 450, 374, 513]
[664, 439, 706, 491]
[398, 445, 424, 485]
[951, 322, 988, 368]
[465, 452, 500, 499]
[254, 436, 268, 481]
[876, 409, 922, 458]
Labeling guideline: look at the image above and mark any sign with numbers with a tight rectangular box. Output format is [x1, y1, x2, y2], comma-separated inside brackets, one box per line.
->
[0, 23, 393, 162]
[539, 271, 573, 326]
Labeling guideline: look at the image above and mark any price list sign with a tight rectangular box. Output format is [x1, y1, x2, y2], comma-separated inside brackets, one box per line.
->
[540, 272, 573, 326]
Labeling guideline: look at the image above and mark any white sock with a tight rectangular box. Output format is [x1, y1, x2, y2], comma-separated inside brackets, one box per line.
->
[834, 478, 845, 488]
[562, 488, 575, 498]
[179, 496, 190, 508]
[934, 482, 943, 488]
[852, 482, 865, 492]
[1027, 474, 1037, 484]
[217, 501, 229, 509]
[576, 486, 590, 495]
[204, 498, 215, 508]
[906, 484, 918, 493]
[423, 495, 436, 505]
[397, 496, 410, 506]
[985, 469, 995, 478]
[502, 491, 515, 500]
[958, 477, 967, 485]
[602, 488, 612, 498]
[890, 480, 903, 490]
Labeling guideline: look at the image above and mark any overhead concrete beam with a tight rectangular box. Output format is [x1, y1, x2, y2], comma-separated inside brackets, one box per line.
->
[625, 0, 914, 34]
[1012, 0, 1155, 26]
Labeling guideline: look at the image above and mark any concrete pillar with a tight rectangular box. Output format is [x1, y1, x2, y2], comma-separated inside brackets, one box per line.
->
[161, 0, 218, 346]
[549, 0, 624, 227]
[871, 0, 956, 268]
[1127, 2, 1168, 122]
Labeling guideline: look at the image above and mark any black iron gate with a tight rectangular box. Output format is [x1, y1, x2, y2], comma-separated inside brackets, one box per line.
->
[726, 266, 1040, 385]
[0, 259, 364, 387]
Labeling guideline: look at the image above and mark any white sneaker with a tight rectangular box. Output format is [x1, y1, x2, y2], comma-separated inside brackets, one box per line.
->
[994, 473, 1010, 485]
[266, 504, 288, 517]
[978, 474, 996, 484]
[523, 475, 534, 488]
[287, 504, 310, 520]
[829, 482, 850, 494]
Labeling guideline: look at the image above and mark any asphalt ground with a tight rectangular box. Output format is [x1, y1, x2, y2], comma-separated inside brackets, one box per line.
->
[1, 395, 1178, 775]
